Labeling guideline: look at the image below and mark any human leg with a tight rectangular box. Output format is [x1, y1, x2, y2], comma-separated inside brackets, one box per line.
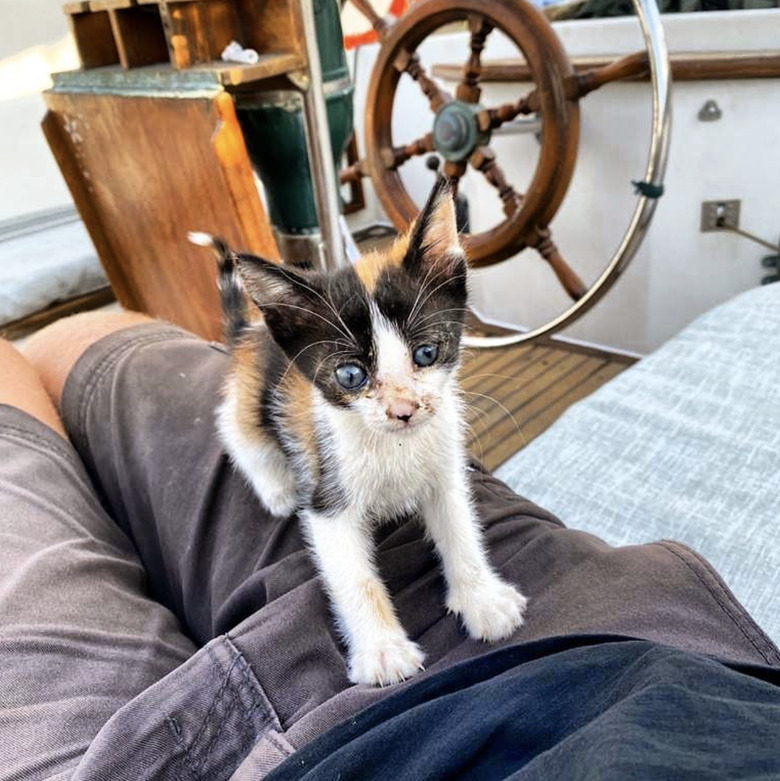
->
[0, 338, 195, 779]
[22, 309, 154, 409]
[18, 312, 779, 776]
[24, 313, 779, 670]
[0, 338, 66, 437]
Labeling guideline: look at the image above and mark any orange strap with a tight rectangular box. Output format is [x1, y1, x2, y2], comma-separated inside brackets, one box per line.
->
[343, 0, 409, 50]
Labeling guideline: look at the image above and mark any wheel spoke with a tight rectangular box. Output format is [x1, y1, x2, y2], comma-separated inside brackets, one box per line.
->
[476, 91, 540, 133]
[378, 133, 435, 170]
[531, 228, 587, 301]
[457, 15, 494, 104]
[469, 146, 522, 217]
[442, 159, 467, 197]
[339, 158, 368, 185]
[567, 51, 650, 100]
[394, 47, 452, 113]
[349, 0, 390, 38]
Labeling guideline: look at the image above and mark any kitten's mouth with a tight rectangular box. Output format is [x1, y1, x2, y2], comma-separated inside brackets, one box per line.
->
[386, 417, 425, 435]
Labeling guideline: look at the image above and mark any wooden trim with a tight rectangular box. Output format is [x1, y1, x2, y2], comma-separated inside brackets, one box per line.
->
[67, 9, 120, 69]
[539, 334, 637, 365]
[108, 5, 169, 69]
[432, 51, 780, 83]
[211, 53, 306, 86]
[89, 0, 133, 11]
[0, 287, 116, 342]
[41, 110, 142, 311]
[212, 92, 281, 261]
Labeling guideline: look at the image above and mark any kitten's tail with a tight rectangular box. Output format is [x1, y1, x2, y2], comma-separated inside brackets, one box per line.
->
[188, 231, 248, 348]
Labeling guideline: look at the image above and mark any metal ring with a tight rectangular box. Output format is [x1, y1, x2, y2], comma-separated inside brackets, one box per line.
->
[463, 0, 672, 349]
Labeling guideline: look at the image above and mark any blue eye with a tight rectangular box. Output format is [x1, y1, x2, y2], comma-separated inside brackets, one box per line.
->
[335, 363, 367, 390]
[413, 344, 438, 367]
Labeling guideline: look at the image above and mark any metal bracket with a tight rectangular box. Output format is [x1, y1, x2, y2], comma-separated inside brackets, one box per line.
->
[698, 99, 722, 122]
[701, 200, 740, 232]
[761, 241, 780, 285]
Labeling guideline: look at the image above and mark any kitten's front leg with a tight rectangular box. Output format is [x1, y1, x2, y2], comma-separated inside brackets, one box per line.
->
[217, 389, 298, 517]
[422, 471, 527, 642]
[302, 509, 424, 686]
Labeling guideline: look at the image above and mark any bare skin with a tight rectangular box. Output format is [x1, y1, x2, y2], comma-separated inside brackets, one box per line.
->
[0, 338, 68, 439]
[22, 310, 154, 410]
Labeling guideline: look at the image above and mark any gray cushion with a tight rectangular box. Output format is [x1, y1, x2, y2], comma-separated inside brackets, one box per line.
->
[497, 283, 780, 646]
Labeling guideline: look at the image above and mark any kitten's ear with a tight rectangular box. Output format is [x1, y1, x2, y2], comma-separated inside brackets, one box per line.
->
[234, 253, 315, 308]
[403, 178, 463, 276]
[235, 254, 330, 351]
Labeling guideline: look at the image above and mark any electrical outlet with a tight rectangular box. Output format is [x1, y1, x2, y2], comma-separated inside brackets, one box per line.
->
[701, 200, 740, 232]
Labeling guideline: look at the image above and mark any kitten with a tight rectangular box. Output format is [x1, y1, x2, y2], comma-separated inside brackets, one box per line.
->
[190, 180, 527, 686]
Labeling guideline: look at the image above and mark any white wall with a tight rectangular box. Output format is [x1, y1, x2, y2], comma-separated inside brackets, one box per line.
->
[3, 3, 778, 355]
[0, 0, 78, 220]
[350, 9, 780, 354]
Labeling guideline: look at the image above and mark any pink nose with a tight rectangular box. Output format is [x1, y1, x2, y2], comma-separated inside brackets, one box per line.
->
[386, 399, 419, 423]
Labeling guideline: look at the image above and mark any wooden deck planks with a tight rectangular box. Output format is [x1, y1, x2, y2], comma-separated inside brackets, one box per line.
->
[460, 341, 632, 471]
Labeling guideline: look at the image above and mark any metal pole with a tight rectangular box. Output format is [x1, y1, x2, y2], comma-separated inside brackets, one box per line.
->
[298, 0, 347, 271]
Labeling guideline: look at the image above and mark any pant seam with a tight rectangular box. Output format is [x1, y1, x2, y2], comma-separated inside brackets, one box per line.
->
[181, 639, 278, 777]
[658, 540, 780, 665]
[0, 423, 75, 464]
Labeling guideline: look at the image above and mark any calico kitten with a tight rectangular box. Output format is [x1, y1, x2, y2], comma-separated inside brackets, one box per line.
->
[190, 180, 527, 686]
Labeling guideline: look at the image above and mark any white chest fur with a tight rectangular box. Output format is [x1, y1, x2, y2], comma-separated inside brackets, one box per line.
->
[319, 390, 465, 521]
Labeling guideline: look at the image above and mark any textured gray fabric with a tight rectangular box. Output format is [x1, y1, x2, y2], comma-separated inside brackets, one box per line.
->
[497, 283, 780, 645]
[0, 406, 195, 781]
[4, 319, 779, 778]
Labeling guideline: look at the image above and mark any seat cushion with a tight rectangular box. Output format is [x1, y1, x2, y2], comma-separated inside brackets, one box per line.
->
[497, 283, 780, 646]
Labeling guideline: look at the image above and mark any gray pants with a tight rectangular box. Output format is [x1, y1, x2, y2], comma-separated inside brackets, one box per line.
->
[2, 324, 778, 780]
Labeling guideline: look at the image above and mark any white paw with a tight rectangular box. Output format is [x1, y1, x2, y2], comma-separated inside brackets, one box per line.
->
[348, 636, 425, 686]
[257, 487, 298, 518]
[447, 577, 528, 642]
[250, 472, 298, 517]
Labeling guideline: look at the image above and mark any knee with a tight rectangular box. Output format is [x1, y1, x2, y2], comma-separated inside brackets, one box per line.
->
[0, 338, 68, 438]
[22, 309, 156, 407]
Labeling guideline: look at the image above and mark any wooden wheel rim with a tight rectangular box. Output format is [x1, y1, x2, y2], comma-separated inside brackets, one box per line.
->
[364, 0, 580, 266]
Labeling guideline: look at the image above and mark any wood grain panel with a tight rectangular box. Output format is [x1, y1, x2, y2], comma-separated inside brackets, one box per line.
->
[67, 9, 120, 68]
[42, 90, 279, 341]
[109, 5, 169, 68]
[162, 0, 242, 69]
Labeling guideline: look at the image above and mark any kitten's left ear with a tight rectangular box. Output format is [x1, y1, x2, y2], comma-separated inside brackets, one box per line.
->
[403, 178, 464, 275]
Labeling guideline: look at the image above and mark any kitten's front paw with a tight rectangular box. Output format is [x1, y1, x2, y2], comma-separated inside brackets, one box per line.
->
[348, 637, 425, 686]
[251, 472, 298, 517]
[258, 488, 298, 518]
[447, 577, 527, 642]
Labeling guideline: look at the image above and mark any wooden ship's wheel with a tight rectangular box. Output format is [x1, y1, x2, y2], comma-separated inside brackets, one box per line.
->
[342, 0, 672, 346]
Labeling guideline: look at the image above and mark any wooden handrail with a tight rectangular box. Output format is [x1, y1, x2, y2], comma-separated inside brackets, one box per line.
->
[432, 51, 780, 83]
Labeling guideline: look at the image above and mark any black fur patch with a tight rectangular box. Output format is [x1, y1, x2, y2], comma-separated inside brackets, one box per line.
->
[260, 341, 290, 448]
[238, 258, 375, 409]
[234, 178, 466, 416]
[214, 239, 249, 347]
[372, 257, 467, 370]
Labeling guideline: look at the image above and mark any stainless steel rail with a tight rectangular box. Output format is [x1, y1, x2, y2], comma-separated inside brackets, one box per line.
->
[299, 0, 348, 271]
[464, 0, 672, 348]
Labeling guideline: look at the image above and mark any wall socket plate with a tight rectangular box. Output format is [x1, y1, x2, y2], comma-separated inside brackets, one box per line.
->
[701, 200, 741, 232]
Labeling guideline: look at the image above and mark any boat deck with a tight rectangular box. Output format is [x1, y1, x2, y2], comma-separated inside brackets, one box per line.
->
[460, 340, 635, 472]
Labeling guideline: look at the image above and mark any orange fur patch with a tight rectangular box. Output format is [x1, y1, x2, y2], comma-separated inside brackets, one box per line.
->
[232, 335, 265, 437]
[424, 191, 460, 257]
[362, 579, 398, 629]
[280, 366, 319, 472]
[353, 230, 411, 292]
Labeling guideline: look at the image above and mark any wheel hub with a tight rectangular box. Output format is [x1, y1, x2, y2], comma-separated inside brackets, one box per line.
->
[432, 100, 490, 161]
